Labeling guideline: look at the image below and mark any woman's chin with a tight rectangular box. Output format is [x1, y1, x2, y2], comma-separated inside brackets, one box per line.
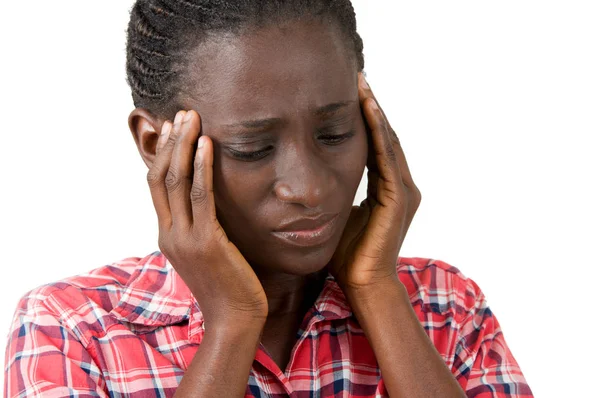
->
[251, 244, 336, 277]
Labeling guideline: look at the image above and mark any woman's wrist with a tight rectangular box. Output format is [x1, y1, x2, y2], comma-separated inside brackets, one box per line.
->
[205, 313, 267, 339]
[344, 275, 408, 307]
[175, 314, 264, 397]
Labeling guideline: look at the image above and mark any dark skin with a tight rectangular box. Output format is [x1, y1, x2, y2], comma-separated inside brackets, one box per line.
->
[130, 20, 367, 370]
[130, 19, 465, 398]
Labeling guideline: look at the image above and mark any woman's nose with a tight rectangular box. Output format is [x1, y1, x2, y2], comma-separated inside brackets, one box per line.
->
[273, 145, 333, 208]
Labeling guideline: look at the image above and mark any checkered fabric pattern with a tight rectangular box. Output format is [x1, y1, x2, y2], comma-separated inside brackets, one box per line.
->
[4, 251, 533, 397]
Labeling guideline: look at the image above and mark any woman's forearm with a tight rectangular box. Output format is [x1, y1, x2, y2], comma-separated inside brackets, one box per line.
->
[345, 279, 466, 398]
[174, 319, 265, 398]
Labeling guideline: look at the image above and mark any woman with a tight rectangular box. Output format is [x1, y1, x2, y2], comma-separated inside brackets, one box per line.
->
[4, 1, 532, 397]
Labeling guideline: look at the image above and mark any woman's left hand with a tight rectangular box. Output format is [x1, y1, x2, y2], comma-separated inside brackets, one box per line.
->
[328, 73, 422, 293]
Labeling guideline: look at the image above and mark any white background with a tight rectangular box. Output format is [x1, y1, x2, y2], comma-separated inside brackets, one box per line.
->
[1, 1, 598, 396]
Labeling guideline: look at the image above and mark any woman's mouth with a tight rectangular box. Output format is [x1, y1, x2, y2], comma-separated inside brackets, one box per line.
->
[271, 214, 338, 247]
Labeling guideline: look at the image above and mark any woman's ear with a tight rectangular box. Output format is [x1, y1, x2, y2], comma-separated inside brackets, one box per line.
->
[128, 108, 165, 169]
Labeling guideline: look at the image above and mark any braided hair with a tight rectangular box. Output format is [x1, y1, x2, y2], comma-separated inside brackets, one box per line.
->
[125, 0, 365, 118]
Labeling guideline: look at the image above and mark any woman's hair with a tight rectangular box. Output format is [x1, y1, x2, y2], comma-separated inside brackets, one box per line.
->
[125, 0, 365, 118]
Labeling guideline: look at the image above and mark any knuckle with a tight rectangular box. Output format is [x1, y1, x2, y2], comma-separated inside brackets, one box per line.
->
[169, 126, 182, 141]
[165, 169, 182, 191]
[163, 132, 177, 149]
[413, 186, 423, 204]
[146, 169, 161, 186]
[413, 184, 422, 198]
[190, 184, 209, 205]
[157, 237, 172, 257]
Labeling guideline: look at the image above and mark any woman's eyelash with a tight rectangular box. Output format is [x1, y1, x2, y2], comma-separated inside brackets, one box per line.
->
[320, 130, 356, 144]
[229, 147, 273, 161]
[230, 131, 356, 161]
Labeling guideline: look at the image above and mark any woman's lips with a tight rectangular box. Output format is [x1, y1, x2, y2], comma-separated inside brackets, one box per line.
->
[271, 214, 338, 247]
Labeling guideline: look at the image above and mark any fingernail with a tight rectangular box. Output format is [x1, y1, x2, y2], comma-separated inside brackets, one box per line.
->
[198, 136, 205, 149]
[174, 111, 185, 125]
[184, 111, 194, 122]
[158, 122, 171, 151]
[360, 73, 370, 90]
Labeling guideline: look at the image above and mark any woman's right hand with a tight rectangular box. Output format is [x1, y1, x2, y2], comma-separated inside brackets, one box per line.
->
[147, 109, 268, 327]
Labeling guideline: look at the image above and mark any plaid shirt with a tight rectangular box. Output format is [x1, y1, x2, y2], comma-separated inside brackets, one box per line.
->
[4, 251, 532, 397]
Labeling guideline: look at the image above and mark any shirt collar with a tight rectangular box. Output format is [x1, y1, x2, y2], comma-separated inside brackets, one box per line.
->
[110, 251, 353, 342]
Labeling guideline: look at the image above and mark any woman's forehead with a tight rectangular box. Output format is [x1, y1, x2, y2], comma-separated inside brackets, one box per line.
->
[180, 20, 357, 118]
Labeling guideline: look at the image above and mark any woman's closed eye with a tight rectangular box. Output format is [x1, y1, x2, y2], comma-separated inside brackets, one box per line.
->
[228, 130, 356, 162]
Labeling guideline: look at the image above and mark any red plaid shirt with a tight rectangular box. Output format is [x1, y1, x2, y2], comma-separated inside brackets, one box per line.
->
[4, 251, 532, 397]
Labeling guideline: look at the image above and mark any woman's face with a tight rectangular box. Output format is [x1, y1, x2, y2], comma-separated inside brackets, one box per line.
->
[176, 20, 368, 276]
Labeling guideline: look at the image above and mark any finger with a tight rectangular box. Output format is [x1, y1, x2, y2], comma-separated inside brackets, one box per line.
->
[392, 135, 417, 187]
[147, 121, 174, 231]
[358, 73, 396, 169]
[358, 72, 401, 152]
[359, 120, 379, 209]
[166, 110, 197, 229]
[358, 72, 417, 187]
[191, 132, 217, 230]
[156, 120, 171, 154]
[358, 72, 393, 132]
[359, 168, 380, 210]
[363, 98, 403, 207]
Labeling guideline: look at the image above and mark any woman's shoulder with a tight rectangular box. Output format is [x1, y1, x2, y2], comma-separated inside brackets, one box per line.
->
[396, 256, 486, 321]
[9, 252, 171, 338]
[14, 255, 144, 310]
[6, 251, 193, 350]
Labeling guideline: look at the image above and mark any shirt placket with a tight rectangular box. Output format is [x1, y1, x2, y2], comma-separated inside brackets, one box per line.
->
[250, 308, 327, 397]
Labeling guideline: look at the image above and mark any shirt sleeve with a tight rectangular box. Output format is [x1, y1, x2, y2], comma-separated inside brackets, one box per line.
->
[4, 291, 108, 398]
[451, 284, 534, 397]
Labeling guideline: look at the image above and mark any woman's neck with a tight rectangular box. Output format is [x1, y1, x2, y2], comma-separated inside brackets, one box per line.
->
[253, 266, 329, 317]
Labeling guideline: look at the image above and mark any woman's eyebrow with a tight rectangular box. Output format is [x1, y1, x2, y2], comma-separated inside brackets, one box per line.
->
[314, 100, 356, 117]
[222, 100, 356, 132]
